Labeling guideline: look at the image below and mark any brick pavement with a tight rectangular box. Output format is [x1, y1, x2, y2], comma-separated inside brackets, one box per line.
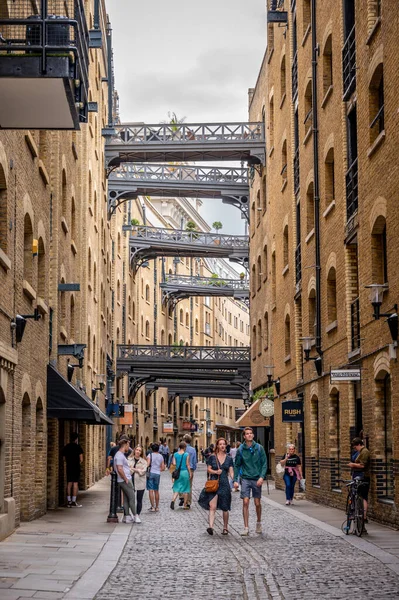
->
[95, 465, 399, 600]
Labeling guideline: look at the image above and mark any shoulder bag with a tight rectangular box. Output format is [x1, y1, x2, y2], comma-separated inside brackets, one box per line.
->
[172, 452, 185, 481]
[146, 453, 152, 479]
[204, 456, 220, 493]
[276, 462, 285, 479]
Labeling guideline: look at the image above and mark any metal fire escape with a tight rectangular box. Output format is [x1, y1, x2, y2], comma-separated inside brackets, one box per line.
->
[160, 274, 249, 309]
[128, 226, 249, 275]
[104, 122, 265, 168]
[0, 0, 90, 129]
[108, 164, 250, 221]
[116, 345, 251, 399]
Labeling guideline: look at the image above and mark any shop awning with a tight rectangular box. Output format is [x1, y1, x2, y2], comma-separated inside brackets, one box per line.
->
[235, 399, 270, 428]
[47, 364, 113, 425]
[215, 423, 241, 431]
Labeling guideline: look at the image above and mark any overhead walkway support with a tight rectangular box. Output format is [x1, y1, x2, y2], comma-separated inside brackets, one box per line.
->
[160, 274, 249, 309]
[108, 164, 251, 221]
[104, 122, 265, 167]
[128, 226, 249, 274]
[145, 381, 246, 400]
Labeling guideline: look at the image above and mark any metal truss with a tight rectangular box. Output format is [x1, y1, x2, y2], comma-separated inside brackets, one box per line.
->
[104, 122, 265, 167]
[129, 226, 249, 275]
[107, 164, 250, 221]
[161, 274, 249, 307]
[145, 380, 248, 400]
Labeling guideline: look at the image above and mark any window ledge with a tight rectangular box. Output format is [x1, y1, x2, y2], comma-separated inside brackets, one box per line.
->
[301, 24, 311, 47]
[25, 132, 39, 158]
[279, 93, 286, 109]
[116, 300, 121, 307]
[23, 279, 36, 301]
[72, 141, 78, 160]
[0, 248, 11, 271]
[36, 296, 48, 315]
[281, 178, 288, 193]
[59, 326, 68, 341]
[323, 200, 336, 218]
[326, 320, 337, 334]
[38, 160, 50, 186]
[303, 127, 313, 146]
[282, 264, 289, 277]
[88, 205, 93, 216]
[305, 229, 315, 244]
[285, 354, 291, 363]
[271, 302, 276, 312]
[88, 282, 92, 292]
[366, 17, 381, 46]
[263, 276, 268, 283]
[257, 351, 262, 357]
[268, 145, 274, 158]
[312, 484, 321, 489]
[332, 488, 342, 494]
[61, 216, 69, 234]
[348, 347, 361, 360]
[321, 85, 334, 109]
[71, 240, 78, 255]
[367, 130, 386, 158]
[94, 222, 98, 233]
[378, 497, 394, 506]
[94, 295, 98, 304]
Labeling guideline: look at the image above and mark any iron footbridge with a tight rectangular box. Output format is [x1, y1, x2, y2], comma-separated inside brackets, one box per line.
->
[128, 226, 249, 274]
[108, 164, 251, 221]
[104, 122, 265, 167]
[160, 274, 249, 308]
[145, 380, 248, 400]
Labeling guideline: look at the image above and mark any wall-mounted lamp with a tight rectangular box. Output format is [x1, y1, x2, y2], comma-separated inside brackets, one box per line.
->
[91, 383, 105, 402]
[11, 308, 41, 343]
[67, 357, 84, 382]
[264, 365, 280, 396]
[300, 338, 323, 376]
[365, 284, 398, 343]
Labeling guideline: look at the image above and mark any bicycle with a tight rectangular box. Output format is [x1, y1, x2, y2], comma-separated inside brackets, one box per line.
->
[339, 478, 365, 537]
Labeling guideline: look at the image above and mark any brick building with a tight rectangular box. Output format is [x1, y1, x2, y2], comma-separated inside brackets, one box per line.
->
[250, 0, 399, 526]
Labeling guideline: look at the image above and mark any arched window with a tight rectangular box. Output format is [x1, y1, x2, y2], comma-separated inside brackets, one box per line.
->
[23, 213, 33, 285]
[303, 0, 311, 34]
[257, 255, 262, 290]
[285, 314, 291, 358]
[145, 320, 150, 338]
[306, 181, 315, 234]
[117, 279, 120, 303]
[327, 267, 337, 325]
[185, 312, 189, 327]
[93, 262, 97, 295]
[195, 404, 199, 420]
[70, 296, 75, 340]
[161, 329, 165, 344]
[269, 95, 274, 149]
[252, 325, 257, 359]
[329, 389, 341, 487]
[257, 319, 262, 355]
[280, 54, 286, 99]
[161, 397, 165, 415]
[62, 170, 67, 217]
[37, 237, 46, 298]
[283, 225, 289, 268]
[94, 191, 98, 218]
[325, 148, 335, 207]
[88, 171, 92, 206]
[262, 173, 267, 212]
[71, 197, 76, 242]
[281, 139, 287, 184]
[369, 62, 384, 144]
[251, 264, 256, 297]
[271, 251, 276, 303]
[310, 395, 320, 485]
[374, 372, 393, 499]
[0, 163, 8, 253]
[88, 248, 91, 282]
[264, 312, 269, 349]
[263, 245, 268, 280]
[168, 333, 172, 345]
[195, 319, 199, 334]
[132, 301, 136, 322]
[371, 215, 387, 284]
[117, 232, 121, 255]
[304, 79, 313, 137]
[145, 284, 150, 302]
[179, 309, 184, 325]
[322, 34, 333, 97]
[87, 326, 91, 362]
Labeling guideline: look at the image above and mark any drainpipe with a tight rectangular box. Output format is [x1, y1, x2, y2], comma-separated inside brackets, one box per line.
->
[311, 0, 322, 357]
[93, 0, 100, 29]
[106, 18, 113, 127]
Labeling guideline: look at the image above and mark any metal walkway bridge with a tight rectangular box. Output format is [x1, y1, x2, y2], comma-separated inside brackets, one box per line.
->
[145, 380, 246, 400]
[160, 274, 249, 308]
[108, 164, 250, 220]
[117, 345, 251, 396]
[128, 226, 249, 274]
[104, 122, 265, 167]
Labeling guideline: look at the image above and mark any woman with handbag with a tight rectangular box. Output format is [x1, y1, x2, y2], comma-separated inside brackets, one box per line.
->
[280, 444, 303, 505]
[127, 445, 147, 522]
[198, 437, 234, 536]
[170, 442, 191, 510]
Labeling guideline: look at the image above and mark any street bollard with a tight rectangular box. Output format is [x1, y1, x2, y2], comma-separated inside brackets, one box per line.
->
[107, 470, 119, 523]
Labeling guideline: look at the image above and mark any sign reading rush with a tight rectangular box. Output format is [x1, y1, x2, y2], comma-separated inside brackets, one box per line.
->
[282, 400, 304, 423]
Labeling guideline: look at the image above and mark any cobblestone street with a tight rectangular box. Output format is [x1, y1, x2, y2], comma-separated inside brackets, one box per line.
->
[95, 466, 399, 600]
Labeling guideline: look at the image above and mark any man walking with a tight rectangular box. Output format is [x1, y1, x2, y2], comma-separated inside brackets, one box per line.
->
[179, 434, 197, 508]
[62, 432, 84, 507]
[233, 427, 267, 536]
[114, 438, 137, 523]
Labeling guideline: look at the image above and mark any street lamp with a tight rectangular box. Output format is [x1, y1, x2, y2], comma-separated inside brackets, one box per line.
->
[300, 338, 323, 376]
[264, 365, 280, 396]
[365, 284, 398, 338]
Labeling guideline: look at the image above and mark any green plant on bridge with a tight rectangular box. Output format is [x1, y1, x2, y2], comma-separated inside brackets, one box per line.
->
[131, 218, 141, 226]
[212, 221, 223, 233]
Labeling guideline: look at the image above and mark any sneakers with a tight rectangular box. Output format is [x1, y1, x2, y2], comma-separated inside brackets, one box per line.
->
[285, 500, 290, 505]
[256, 522, 262, 534]
[70, 501, 82, 507]
[134, 515, 141, 523]
[240, 527, 249, 536]
[67, 501, 72, 508]
[122, 515, 134, 523]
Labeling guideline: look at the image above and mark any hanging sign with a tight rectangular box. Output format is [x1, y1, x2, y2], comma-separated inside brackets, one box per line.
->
[282, 399, 303, 423]
[330, 369, 361, 382]
[163, 422, 174, 434]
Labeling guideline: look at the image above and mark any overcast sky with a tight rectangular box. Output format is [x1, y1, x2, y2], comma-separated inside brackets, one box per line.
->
[106, 0, 266, 234]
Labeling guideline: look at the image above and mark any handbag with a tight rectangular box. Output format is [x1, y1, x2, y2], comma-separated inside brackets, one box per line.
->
[171, 452, 185, 481]
[204, 457, 220, 493]
[146, 453, 152, 479]
[276, 462, 285, 479]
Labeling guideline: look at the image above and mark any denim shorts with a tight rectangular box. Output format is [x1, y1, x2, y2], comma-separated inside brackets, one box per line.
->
[240, 478, 262, 499]
[146, 473, 160, 491]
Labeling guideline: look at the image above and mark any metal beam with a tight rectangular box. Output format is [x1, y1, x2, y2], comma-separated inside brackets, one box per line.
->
[104, 122, 265, 167]
[160, 274, 249, 306]
[145, 381, 245, 399]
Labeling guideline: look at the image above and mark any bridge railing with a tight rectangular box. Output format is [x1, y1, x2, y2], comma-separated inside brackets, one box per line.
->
[130, 226, 249, 249]
[112, 164, 249, 185]
[107, 122, 265, 145]
[118, 345, 250, 362]
[163, 274, 249, 290]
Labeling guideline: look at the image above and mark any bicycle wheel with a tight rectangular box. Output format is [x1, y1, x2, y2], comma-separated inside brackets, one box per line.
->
[341, 494, 354, 535]
[354, 495, 364, 536]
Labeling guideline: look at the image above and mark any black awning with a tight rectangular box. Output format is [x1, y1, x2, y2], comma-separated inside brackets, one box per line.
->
[47, 364, 113, 425]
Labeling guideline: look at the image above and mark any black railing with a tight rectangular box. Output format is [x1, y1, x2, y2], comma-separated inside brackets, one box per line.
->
[345, 158, 358, 221]
[342, 25, 356, 99]
[295, 243, 302, 284]
[350, 297, 360, 351]
[268, 0, 288, 22]
[293, 148, 300, 195]
[292, 52, 298, 101]
[370, 104, 384, 137]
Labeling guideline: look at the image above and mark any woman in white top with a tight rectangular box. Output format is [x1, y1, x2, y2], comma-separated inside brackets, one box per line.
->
[146, 443, 165, 512]
[128, 445, 147, 521]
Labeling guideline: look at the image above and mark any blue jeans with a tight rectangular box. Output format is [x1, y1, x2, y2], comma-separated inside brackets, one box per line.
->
[283, 473, 297, 501]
